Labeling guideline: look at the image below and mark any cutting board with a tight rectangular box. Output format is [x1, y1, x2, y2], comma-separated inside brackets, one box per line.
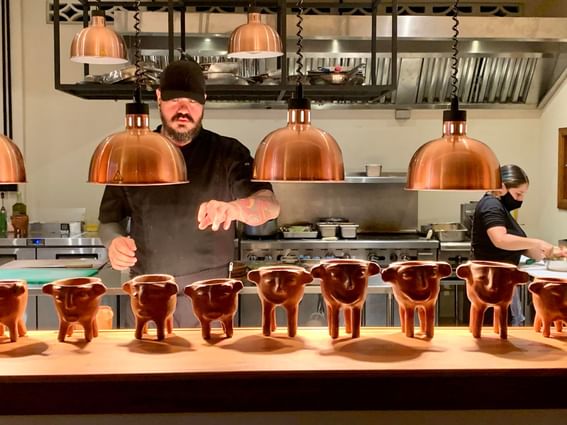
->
[0, 268, 99, 285]
[0, 259, 106, 270]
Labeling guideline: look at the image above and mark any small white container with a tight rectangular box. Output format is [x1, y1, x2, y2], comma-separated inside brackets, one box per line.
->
[317, 222, 338, 238]
[365, 164, 382, 177]
[339, 223, 359, 239]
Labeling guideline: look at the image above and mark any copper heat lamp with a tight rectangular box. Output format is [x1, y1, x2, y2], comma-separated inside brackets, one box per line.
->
[0, 134, 26, 183]
[70, 7, 128, 65]
[227, 5, 283, 59]
[252, 0, 344, 182]
[88, 1, 187, 185]
[406, 0, 501, 191]
[0, 2, 25, 184]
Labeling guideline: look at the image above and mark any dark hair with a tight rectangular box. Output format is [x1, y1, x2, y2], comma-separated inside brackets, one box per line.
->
[500, 164, 529, 189]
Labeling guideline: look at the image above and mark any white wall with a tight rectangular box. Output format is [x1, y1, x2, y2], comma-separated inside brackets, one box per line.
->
[536, 73, 567, 243]
[10, 1, 550, 238]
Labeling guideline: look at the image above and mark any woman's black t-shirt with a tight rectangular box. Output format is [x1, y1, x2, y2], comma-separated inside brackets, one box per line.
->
[471, 193, 527, 265]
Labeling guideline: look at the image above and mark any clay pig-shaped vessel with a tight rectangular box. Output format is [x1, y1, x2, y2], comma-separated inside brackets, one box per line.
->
[122, 274, 178, 341]
[66, 305, 114, 338]
[311, 259, 380, 339]
[382, 261, 452, 338]
[456, 260, 529, 340]
[247, 265, 313, 337]
[42, 277, 107, 342]
[184, 278, 243, 340]
[529, 277, 567, 338]
[0, 279, 28, 342]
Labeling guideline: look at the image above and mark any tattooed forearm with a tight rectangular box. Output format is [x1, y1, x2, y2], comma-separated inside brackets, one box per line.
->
[231, 190, 280, 226]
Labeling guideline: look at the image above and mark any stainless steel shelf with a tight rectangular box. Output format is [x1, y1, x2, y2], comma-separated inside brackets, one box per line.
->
[344, 173, 406, 183]
[240, 237, 439, 250]
[0, 233, 103, 247]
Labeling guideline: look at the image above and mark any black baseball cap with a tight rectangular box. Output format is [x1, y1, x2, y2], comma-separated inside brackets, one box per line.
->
[159, 59, 206, 104]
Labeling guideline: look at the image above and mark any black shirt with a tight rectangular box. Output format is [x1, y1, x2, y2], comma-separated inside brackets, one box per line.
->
[98, 127, 272, 281]
[471, 193, 527, 265]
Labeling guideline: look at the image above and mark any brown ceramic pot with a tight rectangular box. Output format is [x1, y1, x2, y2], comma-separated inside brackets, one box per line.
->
[0, 279, 28, 342]
[311, 259, 380, 339]
[382, 261, 452, 338]
[10, 214, 28, 238]
[184, 278, 244, 340]
[122, 274, 178, 341]
[456, 260, 529, 339]
[529, 276, 567, 337]
[247, 265, 313, 337]
[42, 277, 107, 342]
[66, 305, 114, 337]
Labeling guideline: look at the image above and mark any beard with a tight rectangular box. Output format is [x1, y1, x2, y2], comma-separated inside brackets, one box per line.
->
[160, 110, 204, 146]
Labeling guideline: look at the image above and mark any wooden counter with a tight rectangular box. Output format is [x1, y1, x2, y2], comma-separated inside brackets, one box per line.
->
[2, 326, 567, 414]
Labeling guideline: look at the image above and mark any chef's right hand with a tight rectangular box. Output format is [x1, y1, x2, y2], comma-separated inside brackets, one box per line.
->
[108, 236, 137, 270]
[550, 245, 567, 258]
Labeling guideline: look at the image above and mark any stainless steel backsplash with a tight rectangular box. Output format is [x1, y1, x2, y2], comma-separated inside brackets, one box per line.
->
[271, 182, 417, 232]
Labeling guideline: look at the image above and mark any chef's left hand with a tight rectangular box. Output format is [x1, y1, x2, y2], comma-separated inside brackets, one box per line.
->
[197, 200, 238, 231]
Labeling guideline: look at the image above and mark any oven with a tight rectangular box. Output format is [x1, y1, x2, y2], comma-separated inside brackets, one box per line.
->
[437, 241, 471, 325]
[239, 236, 439, 327]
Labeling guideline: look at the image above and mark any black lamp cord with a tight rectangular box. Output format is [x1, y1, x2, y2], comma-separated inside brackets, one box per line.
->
[133, 0, 143, 104]
[450, 0, 460, 111]
[295, 0, 305, 97]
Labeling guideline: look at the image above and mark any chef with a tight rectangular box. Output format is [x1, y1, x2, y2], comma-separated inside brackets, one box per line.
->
[98, 58, 280, 327]
[471, 164, 565, 325]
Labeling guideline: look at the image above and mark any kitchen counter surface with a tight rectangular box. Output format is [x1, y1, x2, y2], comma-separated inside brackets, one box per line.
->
[520, 261, 567, 279]
[1, 327, 567, 414]
[0, 232, 103, 246]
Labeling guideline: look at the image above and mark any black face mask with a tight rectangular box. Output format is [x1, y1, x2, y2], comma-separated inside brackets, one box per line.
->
[501, 192, 523, 211]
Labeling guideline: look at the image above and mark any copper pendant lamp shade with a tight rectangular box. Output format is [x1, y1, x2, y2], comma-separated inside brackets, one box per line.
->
[252, 0, 343, 182]
[227, 10, 283, 59]
[406, 103, 501, 190]
[88, 103, 187, 185]
[253, 94, 344, 182]
[70, 10, 128, 65]
[0, 134, 26, 183]
[406, 0, 501, 191]
[88, 1, 187, 186]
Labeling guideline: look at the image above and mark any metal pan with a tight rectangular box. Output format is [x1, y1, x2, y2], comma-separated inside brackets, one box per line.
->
[307, 63, 366, 85]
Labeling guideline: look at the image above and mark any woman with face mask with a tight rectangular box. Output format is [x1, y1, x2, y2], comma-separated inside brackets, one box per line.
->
[471, 164, 566, 326]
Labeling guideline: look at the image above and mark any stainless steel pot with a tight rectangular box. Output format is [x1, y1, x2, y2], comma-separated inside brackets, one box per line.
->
[243, 218, 278, 237]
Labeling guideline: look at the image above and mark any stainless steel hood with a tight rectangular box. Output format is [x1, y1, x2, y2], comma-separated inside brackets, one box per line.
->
[114, 12, 567, 108]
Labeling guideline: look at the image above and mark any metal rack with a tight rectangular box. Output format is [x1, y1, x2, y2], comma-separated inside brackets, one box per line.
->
[52, 0, 398, 103]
